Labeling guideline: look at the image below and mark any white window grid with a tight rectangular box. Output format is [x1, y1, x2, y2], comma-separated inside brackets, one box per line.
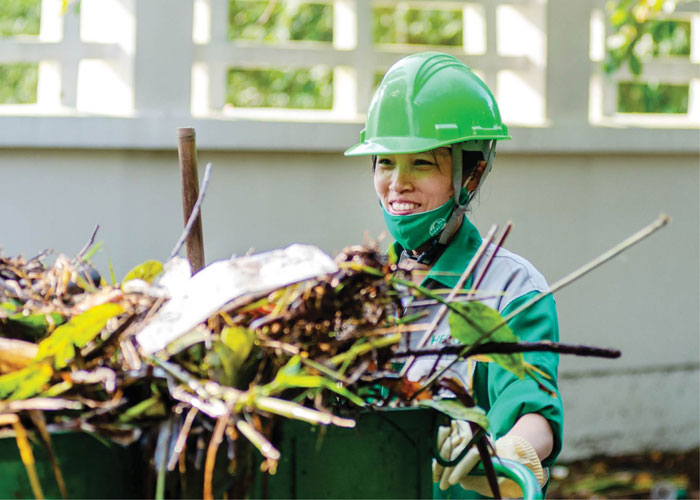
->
[588, 1, 700, 127]
[0, 0, 696, 152]
[191, 0, 546, 126]
[0, 0, 133, 114]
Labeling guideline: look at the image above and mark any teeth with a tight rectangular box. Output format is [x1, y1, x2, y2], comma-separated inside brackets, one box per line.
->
[392, 202, 419, 211]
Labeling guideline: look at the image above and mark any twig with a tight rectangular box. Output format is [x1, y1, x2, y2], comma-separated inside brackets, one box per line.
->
[400, 224, 498, 378]
[393, 341, 621, 359]
[167, 407, 198, 471]
[471, 222, 512, 293]
[502, 214, 670, 325]
[203, 413, 230, 500]
[76, 224, 100, 260]
[168, 162, 213, 262]
[28, 410, 67, 499]
[427, 223, 512, 375]
[416, 214, 669, 395]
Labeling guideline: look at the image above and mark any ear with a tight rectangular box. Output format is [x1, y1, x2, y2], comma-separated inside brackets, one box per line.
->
[466, 161, 487, 192]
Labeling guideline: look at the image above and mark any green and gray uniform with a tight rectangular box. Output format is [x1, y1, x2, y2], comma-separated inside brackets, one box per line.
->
[395, 216, 564, 467]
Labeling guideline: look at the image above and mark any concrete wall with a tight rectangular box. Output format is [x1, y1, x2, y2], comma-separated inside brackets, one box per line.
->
[1, 147, 697, 461]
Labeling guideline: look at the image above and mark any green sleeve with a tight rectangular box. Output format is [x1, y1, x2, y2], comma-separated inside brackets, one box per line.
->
[475, 292, 564, 467]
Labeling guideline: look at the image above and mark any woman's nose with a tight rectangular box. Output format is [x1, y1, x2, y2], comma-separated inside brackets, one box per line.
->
[390, 166, 413, 192]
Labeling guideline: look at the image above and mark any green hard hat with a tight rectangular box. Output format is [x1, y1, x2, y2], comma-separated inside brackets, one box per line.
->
[345, 52, 510, 156]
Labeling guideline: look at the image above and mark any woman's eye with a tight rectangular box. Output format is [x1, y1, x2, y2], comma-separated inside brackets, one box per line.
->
[414, 159, 435, 168]
[377, 158, 393, 167]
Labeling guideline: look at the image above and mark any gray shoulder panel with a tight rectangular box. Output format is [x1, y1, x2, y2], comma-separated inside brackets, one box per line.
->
[472, 244, 550, 313]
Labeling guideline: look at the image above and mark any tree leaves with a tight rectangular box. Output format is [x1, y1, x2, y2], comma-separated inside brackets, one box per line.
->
[448, 301, 525, 379]
[122, 260, 163, 285]
[419, 398, 489, 429]
[0, 303, 124, 399]
[36, 302, 124, 368]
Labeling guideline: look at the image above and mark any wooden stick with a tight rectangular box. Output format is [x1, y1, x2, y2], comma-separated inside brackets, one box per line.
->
[177, 127, 205, 274]
[393, 341, 621, 359]
[169, 162, 213, 262]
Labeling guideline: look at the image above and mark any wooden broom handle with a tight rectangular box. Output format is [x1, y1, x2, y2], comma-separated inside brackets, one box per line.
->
[177, 127, 205, 273]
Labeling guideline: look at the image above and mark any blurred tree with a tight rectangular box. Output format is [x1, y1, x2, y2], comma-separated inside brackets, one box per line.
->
[604, 0, 695, 113]
[0, 0, 40, 37]
[373, 5, 461, 46]
[0, 0, 40, 104]
[227, 67, 333, 109]
[228, 0, 332, 42]
[0, 0, 696, 113]
[0, 63, 38, 104]
[604, 0, 694, 76]
[617, 81, 689, 113]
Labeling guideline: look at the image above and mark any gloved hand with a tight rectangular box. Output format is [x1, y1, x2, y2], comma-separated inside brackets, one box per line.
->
[432, 419, 483, 491]
[458, 434, 547, 498]
[432, 421, 546, 497]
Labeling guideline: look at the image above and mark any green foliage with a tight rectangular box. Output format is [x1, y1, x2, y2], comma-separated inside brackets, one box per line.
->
[448, 301, 526, 379]
[0, 303, 123, 400]
[0, 0, 40, 37]
[263, 355, 366, 406]
[0, 63, 38, 104]
[36, 302, 124, 369]
[373, 5, 462, 46]
[0, 361, 53, 400]
[418, 398, 489, 429]
[604, 0, 694, 75]
[604, 0, 695, 114]
[618, 81, 689, 113]
[228, 0, 332, 42]
[226, 2, 463, 109]
[122, 260, 164, 285]
[0, 2, 39, 106]
[226, 66, 333, 109]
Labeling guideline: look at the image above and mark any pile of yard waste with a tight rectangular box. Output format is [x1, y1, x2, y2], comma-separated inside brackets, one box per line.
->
[0, 239, 620, 498]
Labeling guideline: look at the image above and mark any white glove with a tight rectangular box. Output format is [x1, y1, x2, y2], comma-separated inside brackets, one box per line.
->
[431, 419, 484, 491]
[459, 434, 547, 498]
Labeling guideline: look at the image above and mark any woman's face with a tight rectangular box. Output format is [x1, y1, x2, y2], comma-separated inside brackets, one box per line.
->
[374, 147, 453, 215]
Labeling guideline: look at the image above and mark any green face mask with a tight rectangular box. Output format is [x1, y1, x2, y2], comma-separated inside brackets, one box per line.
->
[380, 198, 456, 251]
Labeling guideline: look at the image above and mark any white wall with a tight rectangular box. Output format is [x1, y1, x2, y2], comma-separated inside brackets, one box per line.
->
[1, 146, 697, 460]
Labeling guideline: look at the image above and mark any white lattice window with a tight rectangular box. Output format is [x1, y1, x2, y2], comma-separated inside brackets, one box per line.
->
[190, 0, 547, 126]
[0, 0, 134, 115]
[589, 2, 700, 126]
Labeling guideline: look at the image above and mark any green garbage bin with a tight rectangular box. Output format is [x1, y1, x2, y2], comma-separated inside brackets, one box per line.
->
[0, 431, 146, 499]
[0, 409, 540, 499]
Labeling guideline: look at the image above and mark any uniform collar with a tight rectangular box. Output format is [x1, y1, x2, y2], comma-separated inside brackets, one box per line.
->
[391, 216, 483, 289]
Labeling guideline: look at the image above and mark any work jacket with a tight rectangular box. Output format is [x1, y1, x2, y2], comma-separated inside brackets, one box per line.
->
[392, 216, 564, 469]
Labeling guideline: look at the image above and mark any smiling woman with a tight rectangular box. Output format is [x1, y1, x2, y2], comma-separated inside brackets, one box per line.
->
[346, 52, 563, 498]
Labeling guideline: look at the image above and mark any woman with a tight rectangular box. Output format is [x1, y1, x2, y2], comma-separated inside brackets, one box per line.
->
[345, 52, 563, 497]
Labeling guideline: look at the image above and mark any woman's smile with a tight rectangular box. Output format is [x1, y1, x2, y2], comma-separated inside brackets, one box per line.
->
[388, 200, 422, 214]
[374, 148, 453, 215]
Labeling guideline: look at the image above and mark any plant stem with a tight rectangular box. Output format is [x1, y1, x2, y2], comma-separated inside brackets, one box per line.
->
[393, 341, 621, 359]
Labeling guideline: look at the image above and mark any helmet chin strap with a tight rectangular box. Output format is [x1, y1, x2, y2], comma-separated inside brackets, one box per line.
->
[410, 140, 496, 265]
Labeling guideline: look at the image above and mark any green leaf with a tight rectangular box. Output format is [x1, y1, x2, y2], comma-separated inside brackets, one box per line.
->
[448, 301, 525, 379]
[418, 398, 489, 430]
[9, 312, 64, 331]
[265, 356, 365, 406]
[0, 362, 53, 400]
[80, 241, 103, 262]
[629, 53, 642, 76]
[221, 326, 255, 365]
[36, 303, 124, 368]
[122, 260, 163, 285]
